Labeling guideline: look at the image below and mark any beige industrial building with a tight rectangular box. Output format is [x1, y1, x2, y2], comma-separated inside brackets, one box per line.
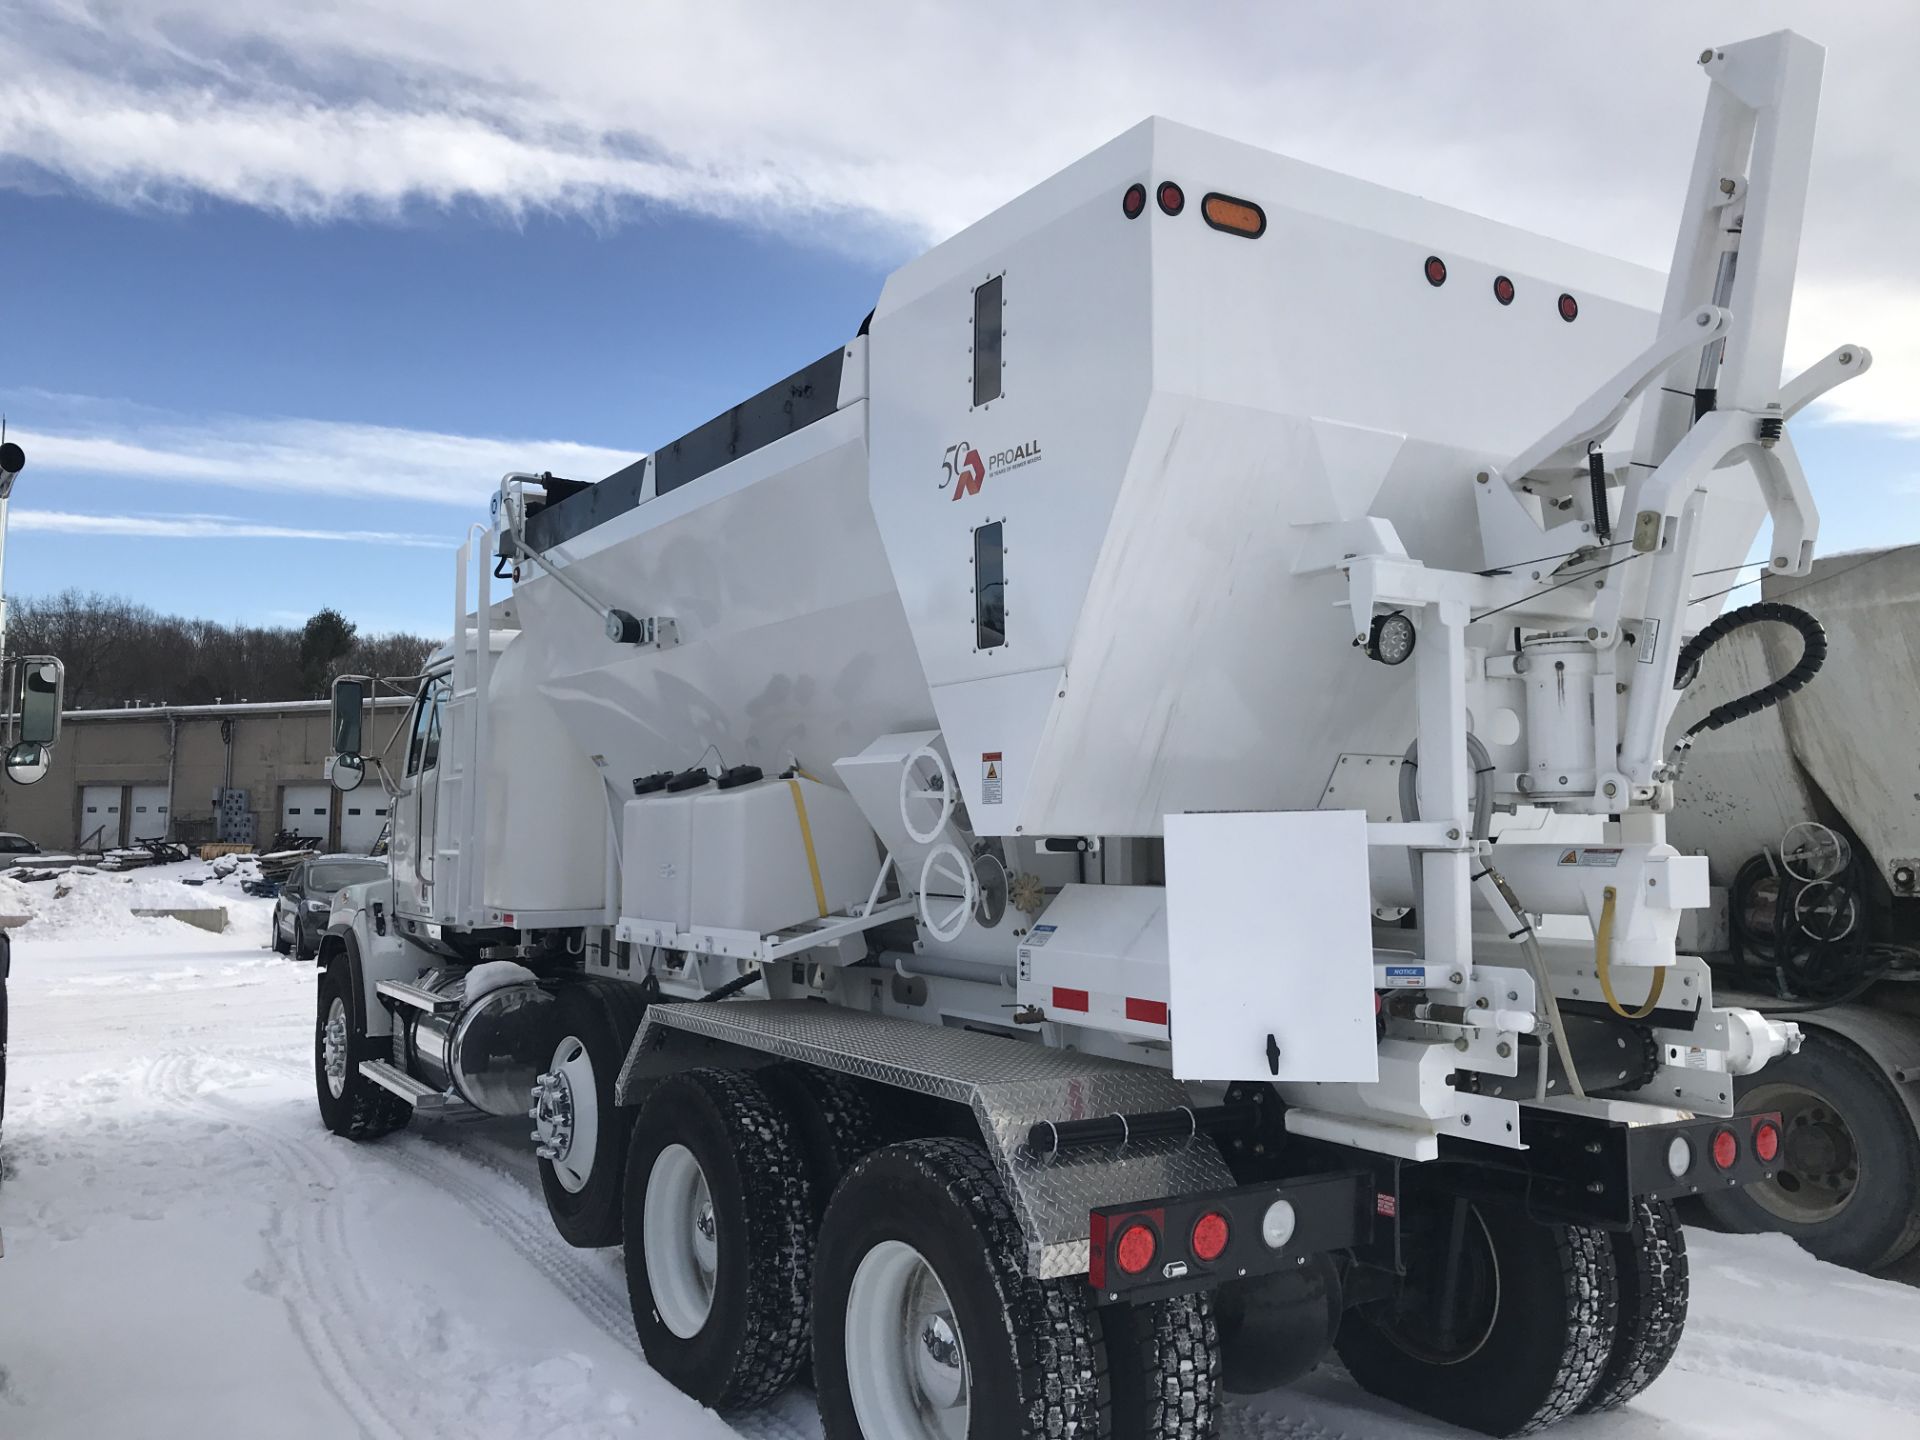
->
[0, 698, 411, 853]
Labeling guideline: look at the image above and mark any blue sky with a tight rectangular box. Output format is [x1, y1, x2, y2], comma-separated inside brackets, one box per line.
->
[2, 2, 1917, 639]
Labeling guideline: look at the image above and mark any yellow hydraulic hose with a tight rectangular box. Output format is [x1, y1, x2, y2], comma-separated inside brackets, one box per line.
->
[1596, 884, 1666, 1020]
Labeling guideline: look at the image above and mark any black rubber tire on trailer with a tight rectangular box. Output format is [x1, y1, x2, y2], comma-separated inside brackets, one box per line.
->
[1699, 1029, 1920, 1271]
[812, 1137, 1112, 1440]
[1580, 1198, 1687, 1413]
[623, 1067, 812, 1409]
[754, 1062, 887, 1225]
[538, 977, 650, 1249]
[1106, 1291, 1222, 1440]
[1335, 1199, 1618, 1437]
[314, 956, 411, 1141]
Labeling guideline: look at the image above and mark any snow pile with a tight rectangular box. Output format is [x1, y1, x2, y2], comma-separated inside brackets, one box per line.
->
[0, 858, 275, 948]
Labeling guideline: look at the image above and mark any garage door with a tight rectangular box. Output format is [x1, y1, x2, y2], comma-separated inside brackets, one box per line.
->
[338, 795, 390, 855]
[280, 784, 333, 849]
[79, 785, 123, 850]
[127, 783, 171, 843]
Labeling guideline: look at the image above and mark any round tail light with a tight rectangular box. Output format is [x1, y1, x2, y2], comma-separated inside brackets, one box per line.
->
[1425, 255, 1448, 287]
[1753, 1119, 1781, 1164]
[1191, 1212, 1230, 1262]
[1665, 1135, 1693, 1178]
[1493, 275, 1516, 305]
[1115, 1221, 1158, 1276]
[1122, 183, 1147, 219]
[1260, 1199, 1297, 1250]
[1558, 292, 1580, 322]
[1711, 1128, 1739, 1171]
[1157, 181, 1185, 216]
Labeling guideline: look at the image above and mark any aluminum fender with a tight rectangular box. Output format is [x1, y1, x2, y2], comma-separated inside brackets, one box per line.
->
[325, 877, 419, 1038]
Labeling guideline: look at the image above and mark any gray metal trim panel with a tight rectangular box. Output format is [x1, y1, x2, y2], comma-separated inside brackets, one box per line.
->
[619, 998, 1234, 1278]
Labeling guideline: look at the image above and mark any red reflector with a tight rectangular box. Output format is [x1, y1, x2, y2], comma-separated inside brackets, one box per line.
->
[1088, 1210, 1111, 1288]
[502, 913, 514, 925]
[1753, 1119, 1781, 1164]
[1122, 183, 1147, 219]
[1711, 1128, 1739, 1170]
[1424, 255, 1448, 287]
[1157, 181, 1185, 216]
[1125, 996, 1169, 1026]
[1191, 1212, 1230, 1262]
[1115, 1221, 1157, 1275]
[1052, 987, 1090, 1013]
[1558, 291, 1579, 322]
[1493, 275, 1515, 305]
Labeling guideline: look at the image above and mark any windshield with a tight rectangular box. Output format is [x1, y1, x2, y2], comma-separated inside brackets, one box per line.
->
[308, 861, 387, 892]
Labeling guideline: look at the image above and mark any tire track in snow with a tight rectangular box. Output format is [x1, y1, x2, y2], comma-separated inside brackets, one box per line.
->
[1674, 1318, 1920, 1411]
[242, 1048, 818, 1440]
[142, 1050, 419, 1440]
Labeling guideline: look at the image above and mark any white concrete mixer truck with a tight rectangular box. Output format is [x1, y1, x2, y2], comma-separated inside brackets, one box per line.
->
[316, 30, 1855, 1438]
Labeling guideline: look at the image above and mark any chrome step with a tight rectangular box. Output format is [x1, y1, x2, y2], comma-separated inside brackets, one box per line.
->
[376, 978, 456, 1012]
[358, 1060, 465, 1112]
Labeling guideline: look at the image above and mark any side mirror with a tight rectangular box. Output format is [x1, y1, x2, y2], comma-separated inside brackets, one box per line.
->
[331, 752, 366, 793]
[4, 742, 49, 786]
[16, 656, 63, 748]
[330, 676, 366, 758]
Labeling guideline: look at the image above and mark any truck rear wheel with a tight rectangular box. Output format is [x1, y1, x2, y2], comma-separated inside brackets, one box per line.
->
[812, 1137, 1110, 1440]
[1700, 1029, 1920, 1270]
[1335, 1198, 1617, 1437]
[314, 957, 411, 1141]
[623, 1068, 811, 1409]
[536, 977, 649, 1248]
[1106, 1291, 1221, 1440]
[755, 1062, 886, 1224]
[1581, 1198, 1686, 1413]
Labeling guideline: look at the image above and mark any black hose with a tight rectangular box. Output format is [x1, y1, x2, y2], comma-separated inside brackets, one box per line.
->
[1672, 600, 1826, 739]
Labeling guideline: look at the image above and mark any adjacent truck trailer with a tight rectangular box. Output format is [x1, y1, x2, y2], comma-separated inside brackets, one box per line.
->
[319, 32, 1854, 1438]
[1668, 545, 1920, 1272]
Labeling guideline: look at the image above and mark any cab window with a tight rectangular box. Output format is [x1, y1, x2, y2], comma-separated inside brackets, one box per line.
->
[405, 677, 448, 777]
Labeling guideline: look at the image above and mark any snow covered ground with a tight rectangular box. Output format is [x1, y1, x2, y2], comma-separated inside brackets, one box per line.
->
[3, 863, 1919, 1440]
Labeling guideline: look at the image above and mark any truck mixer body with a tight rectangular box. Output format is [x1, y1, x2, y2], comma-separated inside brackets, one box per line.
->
[315, 30, 1862, 1438]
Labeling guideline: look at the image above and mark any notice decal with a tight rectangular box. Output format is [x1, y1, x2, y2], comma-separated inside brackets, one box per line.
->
[982, 752, 1004, 806]
[1558, 847, 1623, 867]
[1382, 965, 1424, 988]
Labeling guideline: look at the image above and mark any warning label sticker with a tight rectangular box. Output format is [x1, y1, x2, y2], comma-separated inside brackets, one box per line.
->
[981, 751, 1004, 806]
[1558, 847, 1623, 867]
[1016, 927, 1054, 982]
[1025, 923, 1056, 948]
[1382, 965, 1424, 988]
[1636, 617, 1661, 665]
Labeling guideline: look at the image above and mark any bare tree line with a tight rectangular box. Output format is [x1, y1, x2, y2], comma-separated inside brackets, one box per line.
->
[7, 590, 436, 709]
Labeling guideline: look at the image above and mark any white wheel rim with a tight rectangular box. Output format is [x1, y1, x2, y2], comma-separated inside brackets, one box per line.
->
[917, 843, 977, 943]
[322, 997, 349, 1100]
[535, 1035, 600, 1193]
[645, 1143, 718, 1339]
[846, 1240, 969, 1440]
[899, 745, 957, 845]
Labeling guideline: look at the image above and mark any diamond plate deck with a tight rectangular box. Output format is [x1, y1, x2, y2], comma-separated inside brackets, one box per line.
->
[623, 998, 1233, 1277]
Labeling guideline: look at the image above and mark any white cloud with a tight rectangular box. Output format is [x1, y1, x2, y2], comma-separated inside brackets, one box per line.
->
[10, 508, 447, 546]
[7, 395, 639, 504]
[0, 3, 1918, 423]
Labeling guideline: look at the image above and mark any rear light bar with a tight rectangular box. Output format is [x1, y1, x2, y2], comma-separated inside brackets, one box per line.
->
[1087, 1170, 1372, 1300]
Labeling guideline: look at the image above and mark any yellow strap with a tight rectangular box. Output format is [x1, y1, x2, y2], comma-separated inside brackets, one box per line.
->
[787, 777, 829, 918]
[1596, 884, 1666, 1020]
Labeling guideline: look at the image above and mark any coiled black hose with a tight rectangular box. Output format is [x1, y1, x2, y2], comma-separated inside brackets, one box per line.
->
[1672, 600, 1826, 739]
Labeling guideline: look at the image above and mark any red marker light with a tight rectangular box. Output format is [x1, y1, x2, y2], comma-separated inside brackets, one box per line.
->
[1493, 275, 1516, 305]
[1157, 181, 1185, 216]
[1558, 292, 1580, 322]
[1753, 1119, 1781, 1164]
[1424, 255, 1448, 287]
[1191, 1212, 1230, 1262]
[1122, 183, 1147, 219]
[1115, 1221, 1158, 1275]
[1711, 1128, 1739, 1170]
